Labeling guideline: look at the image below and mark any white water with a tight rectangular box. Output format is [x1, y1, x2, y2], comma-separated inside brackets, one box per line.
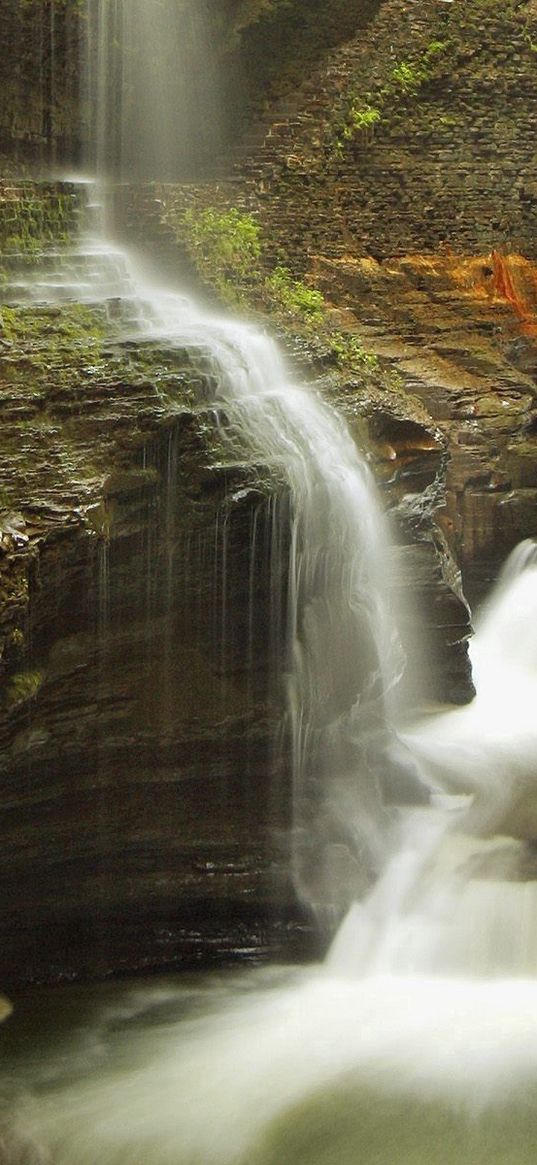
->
[81, 0, 407, 915]
[7, 175, 403, 914]
[86, 0, 222, 179]
[4, 550, 537, 1165]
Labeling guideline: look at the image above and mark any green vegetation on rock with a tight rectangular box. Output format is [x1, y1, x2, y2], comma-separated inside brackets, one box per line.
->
[265, 266, 324, 319]
[0, 302, 107, 347]
[327, 334, 379, 372]
[180, 203, 324, 321]
[335, 38, 448, 152]
[167, 198, 387, 391]
[3, 668, 44, 709]
[0, 187, 79, 254]
[182, 206, 262, 302]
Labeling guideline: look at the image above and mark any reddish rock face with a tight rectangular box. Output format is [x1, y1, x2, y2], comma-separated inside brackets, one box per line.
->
[306, 250, 537, 607]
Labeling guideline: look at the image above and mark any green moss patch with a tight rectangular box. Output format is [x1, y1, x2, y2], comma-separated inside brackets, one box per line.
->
[3, 668, 44, 708]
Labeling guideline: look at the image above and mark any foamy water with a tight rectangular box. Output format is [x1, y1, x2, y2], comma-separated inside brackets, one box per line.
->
[4, 966, 537, 1165]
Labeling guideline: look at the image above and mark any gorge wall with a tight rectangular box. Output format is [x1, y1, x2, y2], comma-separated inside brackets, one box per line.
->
[155, 0, 537, 602]
[0, 184, 303, 984]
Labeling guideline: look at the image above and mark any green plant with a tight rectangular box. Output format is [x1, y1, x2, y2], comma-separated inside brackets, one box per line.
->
[424, 40, 446, 59]
[391, 60, 426, 95]
[4, 669, 44, 708]
[265, 266, 325, 318]
[183, 207, 261, 280]
[438, 114, 458, 128]
[347, 103, 382, 135]
[335, 99, 382, 152]
[328, 334, 379, 372]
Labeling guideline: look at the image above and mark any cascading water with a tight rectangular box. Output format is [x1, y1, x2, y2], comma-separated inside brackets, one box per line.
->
[5, 549, 537, 1165]
[3, 2, 537, 1163]
[86, 0, 223, 179]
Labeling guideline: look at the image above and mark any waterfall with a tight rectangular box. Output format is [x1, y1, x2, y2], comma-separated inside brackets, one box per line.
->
[76, 250, 404, 914]
[5, 4, 537, 1164]
[80, 0, 412, 917]
[6, 544, 537, 1165]
[85, 0, 223, 179]
[41, 0, 537, 961]
[329, 540, 537, 978]
[163, 316, 405, 913]
[76, 0, 537, 988]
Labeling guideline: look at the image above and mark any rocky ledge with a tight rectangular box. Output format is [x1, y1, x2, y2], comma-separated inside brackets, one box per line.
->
[0, 195, 311, 985]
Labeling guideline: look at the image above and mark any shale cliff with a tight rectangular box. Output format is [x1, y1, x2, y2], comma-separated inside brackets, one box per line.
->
[154, 0, 537, 604]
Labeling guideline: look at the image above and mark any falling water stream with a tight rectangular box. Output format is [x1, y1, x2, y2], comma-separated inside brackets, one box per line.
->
[2, 2, 537, 1162]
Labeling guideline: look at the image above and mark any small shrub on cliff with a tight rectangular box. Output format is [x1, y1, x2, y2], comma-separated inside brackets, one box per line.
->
[265, 266, 325, 319]
[391, 61, 425, 95]
[335, 100, 382, 153]
[182, 207, 262, 298]
[389, 42, 446, 97]
[329, 334, 379, 372]
[347, 103, 381, 136]
[347, 103, 382, 132]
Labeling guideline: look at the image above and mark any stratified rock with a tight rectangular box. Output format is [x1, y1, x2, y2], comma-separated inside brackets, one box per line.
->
[0, 223, 309, 983]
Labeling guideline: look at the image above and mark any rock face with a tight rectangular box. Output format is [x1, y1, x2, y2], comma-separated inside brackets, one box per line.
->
[0, 1, 83, 170]
[0, 190, 307, 984]
[0, 182, 472, 987]
[0, 0, 383, 178]
[0, 431, 297, 984]
[150, 0, 537, 640]
[220, 0, 537, 265]
[312, 253, 537, 606]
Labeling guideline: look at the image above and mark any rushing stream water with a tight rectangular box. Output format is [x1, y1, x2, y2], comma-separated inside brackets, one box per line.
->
[2, 1, 537, 1161]
[3, 543, 537, 1164]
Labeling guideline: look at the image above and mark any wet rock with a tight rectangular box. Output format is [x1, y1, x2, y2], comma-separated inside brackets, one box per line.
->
[0, 278, 303, 985]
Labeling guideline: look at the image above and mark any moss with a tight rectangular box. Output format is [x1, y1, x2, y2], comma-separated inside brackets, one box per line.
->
[3, 668, 44, 708]
[0, 187, 79, 253]
[0, 302, 108, 347]
[0, 303, 116, 411]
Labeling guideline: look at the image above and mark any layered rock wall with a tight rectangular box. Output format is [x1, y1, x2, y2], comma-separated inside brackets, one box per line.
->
[0, 187, 302, 983]
[226, 0, 537, 264]
[0, 0, 83, 170]
[151, 0, 537, 604]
